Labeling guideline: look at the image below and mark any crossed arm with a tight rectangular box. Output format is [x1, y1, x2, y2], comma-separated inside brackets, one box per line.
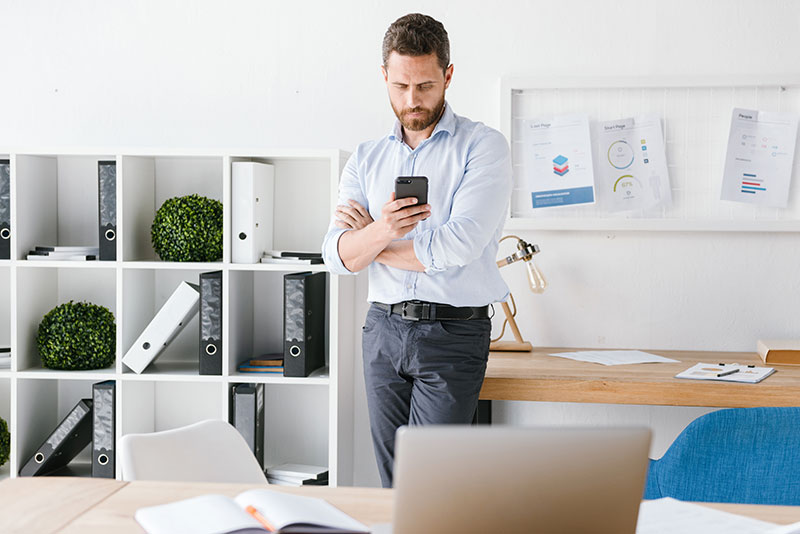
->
[334, 195, 429, 273]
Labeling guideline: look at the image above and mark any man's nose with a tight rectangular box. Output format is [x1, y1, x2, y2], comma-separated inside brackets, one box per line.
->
[406, 87, 421, 108]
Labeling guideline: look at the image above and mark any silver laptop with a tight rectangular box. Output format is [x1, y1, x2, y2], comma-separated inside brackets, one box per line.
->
[383, 425, 651, 534]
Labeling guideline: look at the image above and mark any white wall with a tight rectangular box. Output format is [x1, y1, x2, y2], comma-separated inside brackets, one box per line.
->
[3, 0, 800, 487]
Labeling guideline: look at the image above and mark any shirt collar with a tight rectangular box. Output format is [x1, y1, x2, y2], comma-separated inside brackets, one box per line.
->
[388, 101, 456, 142]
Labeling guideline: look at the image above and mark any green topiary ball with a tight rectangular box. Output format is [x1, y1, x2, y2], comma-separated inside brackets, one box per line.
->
[151, 194, 223, 262]
[36, 301, 116, 370]
[0, 417, 8, 467]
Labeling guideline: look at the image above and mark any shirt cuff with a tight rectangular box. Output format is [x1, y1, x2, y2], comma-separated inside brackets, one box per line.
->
[413, 231, 445, 274]
[323, 228, 356, 276]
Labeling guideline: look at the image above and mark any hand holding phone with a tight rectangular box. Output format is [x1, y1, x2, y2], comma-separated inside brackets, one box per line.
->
[376, 176, 430, 239]
[395, 176, 428, 206]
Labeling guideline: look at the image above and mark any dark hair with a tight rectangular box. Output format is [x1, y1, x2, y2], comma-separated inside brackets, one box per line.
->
[382, 13, 450, 72]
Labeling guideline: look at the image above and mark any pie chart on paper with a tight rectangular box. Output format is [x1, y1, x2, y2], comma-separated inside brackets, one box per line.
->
[613, 174, 643, 199]
[608, 140, 634, 169]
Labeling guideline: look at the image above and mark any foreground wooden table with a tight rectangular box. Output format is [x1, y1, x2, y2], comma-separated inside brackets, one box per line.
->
[481, 347, 800, 407]
[1, 478, 800, 533]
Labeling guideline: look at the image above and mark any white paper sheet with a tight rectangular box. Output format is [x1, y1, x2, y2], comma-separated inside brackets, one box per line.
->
[721, 108, 799, 208]
[636, 498, 779, 534]
[547, 350, 680, 366]
[675, 362, 776, 383]
[594, 115, 672, 213]
[521, 114, 596, 209]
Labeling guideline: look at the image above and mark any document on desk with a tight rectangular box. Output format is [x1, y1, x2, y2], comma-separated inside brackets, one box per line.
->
[636, 497, 800, 534]
[675, 362, 775, 383]
[547, 350, 680, 366]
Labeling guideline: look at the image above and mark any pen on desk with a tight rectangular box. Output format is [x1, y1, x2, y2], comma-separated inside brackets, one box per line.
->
[717, 368, 740, 378]
[245, 505, 275, 532]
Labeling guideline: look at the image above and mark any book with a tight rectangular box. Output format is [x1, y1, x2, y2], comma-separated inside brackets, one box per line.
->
[675, 363, 776, 383]
[261, 256, 324, 265]
[269, 250, 323, 259]
[266, 463, 328, 480]
[238, 365, 284, 374]
[250, 355, 284, 366]
[134, 489, 369, 534]
[757, 339, 800, 365]
[27, 253, 97, 261]
[266, 475, 329, 487]
[35, 245, 100, 253]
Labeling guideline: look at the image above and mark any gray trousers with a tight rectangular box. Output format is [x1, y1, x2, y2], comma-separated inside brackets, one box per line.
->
[362, 302, 492, 487]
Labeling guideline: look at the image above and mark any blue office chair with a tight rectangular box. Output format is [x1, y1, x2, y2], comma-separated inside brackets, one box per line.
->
[644, 407, 800, 505]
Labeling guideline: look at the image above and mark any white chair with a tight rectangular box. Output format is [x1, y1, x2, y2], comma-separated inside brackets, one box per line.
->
[120, 419, 268, 484]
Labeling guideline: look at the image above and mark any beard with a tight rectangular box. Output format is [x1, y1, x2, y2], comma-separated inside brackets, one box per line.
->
[392, 93, 446, 132]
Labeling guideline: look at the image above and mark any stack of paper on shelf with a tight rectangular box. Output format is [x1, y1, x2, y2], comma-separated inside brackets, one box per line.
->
[122, 281, 200, 374]
[261, 250, 324, 265]
[238, 354, 284, 374]
[266, 463, 329, 486]
[0, 347, 10, 369]
[27, 245, 99, 261]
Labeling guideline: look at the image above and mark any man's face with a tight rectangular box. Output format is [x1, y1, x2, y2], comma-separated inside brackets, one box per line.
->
[382, 52, 453, 132]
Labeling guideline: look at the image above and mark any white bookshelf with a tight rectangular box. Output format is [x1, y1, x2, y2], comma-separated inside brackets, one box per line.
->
[0, 148, 356, 486]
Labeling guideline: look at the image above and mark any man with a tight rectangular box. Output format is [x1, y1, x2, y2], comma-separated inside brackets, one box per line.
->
[321, 13, 512, 487]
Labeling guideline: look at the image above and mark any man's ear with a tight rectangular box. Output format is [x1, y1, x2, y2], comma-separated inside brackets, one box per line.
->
[444, 64, 454, 89]
[381, 65, 388, 84]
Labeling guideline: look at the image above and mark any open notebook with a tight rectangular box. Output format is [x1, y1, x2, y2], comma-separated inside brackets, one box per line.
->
[135, 489, 370, 534]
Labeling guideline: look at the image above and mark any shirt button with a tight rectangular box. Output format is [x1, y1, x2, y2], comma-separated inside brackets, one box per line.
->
[406, 284, 412, 289]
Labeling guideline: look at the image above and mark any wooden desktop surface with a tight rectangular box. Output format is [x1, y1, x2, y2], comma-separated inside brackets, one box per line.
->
[2, 478, 800, 533]
[481, 348, 800, 407]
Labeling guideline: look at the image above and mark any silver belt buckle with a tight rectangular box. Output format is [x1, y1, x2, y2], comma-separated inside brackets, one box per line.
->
[401, 301, 430, 321]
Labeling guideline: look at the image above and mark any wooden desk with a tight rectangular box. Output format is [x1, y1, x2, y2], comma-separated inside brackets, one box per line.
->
[481, 347, 800, 407]
[2, 478, 800, 533]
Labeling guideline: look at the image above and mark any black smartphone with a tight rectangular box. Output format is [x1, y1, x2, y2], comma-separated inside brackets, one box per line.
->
[395, 176, 428, 206]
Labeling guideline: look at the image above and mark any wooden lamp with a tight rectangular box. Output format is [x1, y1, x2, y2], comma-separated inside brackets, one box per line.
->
[490, 235, 546, 352]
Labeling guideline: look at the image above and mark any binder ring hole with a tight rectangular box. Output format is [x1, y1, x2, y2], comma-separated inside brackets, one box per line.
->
[35, 452, 44, 464]
[143, 342, 151, 350]
[98, 454, 109, 466]
[0, 228, 9, 240]
[239, 232, 247, 240]
[289, 345, 301, 358]
[105, 229, 116, 241]
[205, 344, 217, 356]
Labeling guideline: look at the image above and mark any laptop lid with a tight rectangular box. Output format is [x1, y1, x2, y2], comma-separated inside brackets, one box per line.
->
[392, 426, 652, 534]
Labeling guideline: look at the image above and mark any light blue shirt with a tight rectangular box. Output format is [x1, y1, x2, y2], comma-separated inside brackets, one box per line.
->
[321, 103, 511, 307]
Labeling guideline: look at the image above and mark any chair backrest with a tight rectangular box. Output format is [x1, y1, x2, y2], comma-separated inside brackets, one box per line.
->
[120, 419, 268, 484]
[645, 407, 800, 505]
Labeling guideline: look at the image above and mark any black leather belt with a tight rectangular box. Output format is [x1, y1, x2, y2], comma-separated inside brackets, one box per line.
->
[374, 300, 489, 321]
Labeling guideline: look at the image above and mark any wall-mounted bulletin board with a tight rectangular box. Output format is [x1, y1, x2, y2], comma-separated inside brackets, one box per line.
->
[501, 76, 800, 231]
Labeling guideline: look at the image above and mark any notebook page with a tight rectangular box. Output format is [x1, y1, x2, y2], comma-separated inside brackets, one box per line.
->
[135, 494, 264, 534]
[234, 489, 369, 533]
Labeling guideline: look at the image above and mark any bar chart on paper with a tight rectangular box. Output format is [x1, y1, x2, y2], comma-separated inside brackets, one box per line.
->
[721, 108, 799, 208]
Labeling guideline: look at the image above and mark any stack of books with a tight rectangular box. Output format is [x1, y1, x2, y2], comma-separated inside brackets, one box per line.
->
[260, 250, 324, 265]
[27, 246, 99, 261]
[265, 463, 329, 486]
[0, 347, 10, 370]
[238, 354, 284, 374]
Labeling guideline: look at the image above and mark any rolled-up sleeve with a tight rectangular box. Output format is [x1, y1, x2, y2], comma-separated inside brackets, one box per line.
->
[413, 130, 511, 274]
[321, 151, 365, 275]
